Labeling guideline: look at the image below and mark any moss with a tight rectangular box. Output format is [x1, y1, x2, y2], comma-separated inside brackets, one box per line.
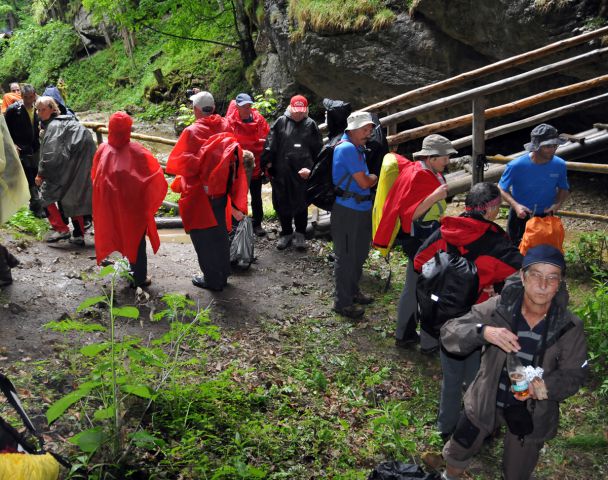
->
[288, 0, 396, 40]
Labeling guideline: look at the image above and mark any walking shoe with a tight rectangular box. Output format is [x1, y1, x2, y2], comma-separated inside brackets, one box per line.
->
[333, 304, 365, 319]
[294, 232, 306, 251]
[253, 225, 266, 237]
[69, 236, 85, 246]
[395, 333, 420, 349]
[276, 234, 293, 250]
[45, 230, 71, 243]
[192, 274, 224, 292]
[353, 292, 374, 305]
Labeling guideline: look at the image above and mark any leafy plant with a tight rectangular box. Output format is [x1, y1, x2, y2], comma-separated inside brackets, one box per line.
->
[5, 207, 49, 239]
[252, 88, 278, 119]
[565, 231, 608, 279]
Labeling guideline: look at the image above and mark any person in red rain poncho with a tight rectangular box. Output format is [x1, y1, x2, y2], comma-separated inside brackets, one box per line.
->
[226, 93, 270, 236]
[166, 91, 247, 292]
[91, 111, 167, 288]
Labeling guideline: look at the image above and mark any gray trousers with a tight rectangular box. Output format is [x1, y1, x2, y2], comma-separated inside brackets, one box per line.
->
[331, 203, 371, 309]
[190, 196, 230, 289]
[443, 409, 543, 480]
[438, 347, 481, 435]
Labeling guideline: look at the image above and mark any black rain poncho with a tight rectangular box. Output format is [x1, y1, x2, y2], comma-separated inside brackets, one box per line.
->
[261, 109, 322, 217]
[38, 115, 96, 217]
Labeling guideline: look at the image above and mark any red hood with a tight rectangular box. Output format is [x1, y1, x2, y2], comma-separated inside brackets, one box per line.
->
[108, 111, 132, 148]
[440, 216, 493, 246]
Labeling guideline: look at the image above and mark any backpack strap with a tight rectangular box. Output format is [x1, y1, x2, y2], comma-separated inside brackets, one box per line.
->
[0, 373, 71, 467]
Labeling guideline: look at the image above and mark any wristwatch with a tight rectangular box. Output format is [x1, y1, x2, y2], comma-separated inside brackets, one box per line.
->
[476, 323, 485, 336]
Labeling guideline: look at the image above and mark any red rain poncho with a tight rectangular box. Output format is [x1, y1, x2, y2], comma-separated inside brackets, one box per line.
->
[225, 100, 270, 179]
[169, 132, 248, 233]
[373, 159, 442, 248]
[91, 112, 167, 264]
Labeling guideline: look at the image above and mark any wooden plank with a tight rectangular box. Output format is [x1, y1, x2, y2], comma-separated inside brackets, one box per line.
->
[387, 75, 608, 145]
[380, 47, 608, 128]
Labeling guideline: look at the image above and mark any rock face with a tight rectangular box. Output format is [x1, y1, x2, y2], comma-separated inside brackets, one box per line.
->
[73, 6, 116, 53]
[257, 0, 606, 114]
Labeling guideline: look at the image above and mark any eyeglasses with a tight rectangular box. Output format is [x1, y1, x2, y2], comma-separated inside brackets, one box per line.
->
[525, 270, 561, 287]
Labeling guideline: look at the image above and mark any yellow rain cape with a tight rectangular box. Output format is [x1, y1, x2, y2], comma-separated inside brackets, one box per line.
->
[0, 115, 29, 224]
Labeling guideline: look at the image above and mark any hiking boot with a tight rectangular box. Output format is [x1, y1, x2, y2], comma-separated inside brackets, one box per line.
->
[294, 232, 306, 251]
[192, 274, 224, 292]
[333, 304, 365, 319]
[395, 333, 420, 349]
[45, 230, 71, 243]
[276, 234, 293, 250]
[253, 225, 266, 237]
[69, 236, 85, 246]
[353, 292, 374, 305]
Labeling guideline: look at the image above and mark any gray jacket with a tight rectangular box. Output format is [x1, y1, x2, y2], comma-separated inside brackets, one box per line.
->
[441, 274, 588, 442]
[39, 115, 96, 217]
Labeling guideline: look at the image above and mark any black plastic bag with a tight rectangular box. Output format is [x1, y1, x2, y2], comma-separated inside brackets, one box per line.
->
[368, 461, 440, 480]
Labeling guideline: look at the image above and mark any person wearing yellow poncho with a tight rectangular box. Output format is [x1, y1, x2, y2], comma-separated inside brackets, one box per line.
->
[0, 114, 29, 286]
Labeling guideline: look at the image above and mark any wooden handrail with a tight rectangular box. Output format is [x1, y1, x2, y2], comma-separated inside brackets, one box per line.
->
[317, 26, 608, 132]
[364, 26, 608, 114]
[380, 47, 608, 128]
[81, 123, 178, 146]
[387, 74, 608, 145]
[451, 93, 608, 149]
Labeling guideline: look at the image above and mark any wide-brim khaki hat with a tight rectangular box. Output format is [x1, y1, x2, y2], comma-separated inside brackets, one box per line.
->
[413, 134, 457, 157]
[346, 111, 375, 131]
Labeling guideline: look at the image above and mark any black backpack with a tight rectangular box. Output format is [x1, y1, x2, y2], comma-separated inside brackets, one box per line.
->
[416, 243, 479, 338]
[306, 140, 345, 211]
[364, 113, 389, 178]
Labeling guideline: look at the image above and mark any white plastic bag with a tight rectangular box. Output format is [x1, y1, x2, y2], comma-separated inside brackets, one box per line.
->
[230, 217, 254, 270]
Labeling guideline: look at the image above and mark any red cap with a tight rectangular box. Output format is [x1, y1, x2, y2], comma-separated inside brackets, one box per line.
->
[290, 95, 308, 112]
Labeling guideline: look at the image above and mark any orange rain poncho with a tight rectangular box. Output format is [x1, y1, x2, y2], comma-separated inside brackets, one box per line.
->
[91, 111, 167, 264]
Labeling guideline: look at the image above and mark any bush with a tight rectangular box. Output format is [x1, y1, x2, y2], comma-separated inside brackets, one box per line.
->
[0, 20, 79, 90]
[565, 231, 608, 280]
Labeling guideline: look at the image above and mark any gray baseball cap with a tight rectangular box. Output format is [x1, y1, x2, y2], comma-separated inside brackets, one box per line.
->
[413, 134, 457, 157]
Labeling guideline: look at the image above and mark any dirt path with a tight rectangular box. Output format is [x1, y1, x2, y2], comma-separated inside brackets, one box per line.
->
[0, 225, 339, 362]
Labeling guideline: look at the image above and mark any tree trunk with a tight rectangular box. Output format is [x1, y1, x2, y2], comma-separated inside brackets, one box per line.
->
[231, 0, 256, 67]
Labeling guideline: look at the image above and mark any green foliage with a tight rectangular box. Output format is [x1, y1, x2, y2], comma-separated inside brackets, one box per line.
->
[253, 88, 279, 118]
[574, 280, 608, 395]
[0, 20, 79, 89]
[5, 207, 49, 239]
[565, 231, 608, 279]
[288, 0, 395, 40]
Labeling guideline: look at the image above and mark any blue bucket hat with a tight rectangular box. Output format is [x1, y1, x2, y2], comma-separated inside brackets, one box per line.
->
[522, 244, 566, 272]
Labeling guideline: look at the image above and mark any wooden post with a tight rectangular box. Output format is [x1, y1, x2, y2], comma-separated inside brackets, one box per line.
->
[472, 96, 486, 185]
[94, 128, 103, 146]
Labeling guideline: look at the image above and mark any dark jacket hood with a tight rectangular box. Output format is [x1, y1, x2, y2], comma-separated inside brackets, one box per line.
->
[323, 98, 351, 139]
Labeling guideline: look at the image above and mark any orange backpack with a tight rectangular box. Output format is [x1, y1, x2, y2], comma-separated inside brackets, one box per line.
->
[519, 216, 565, 256]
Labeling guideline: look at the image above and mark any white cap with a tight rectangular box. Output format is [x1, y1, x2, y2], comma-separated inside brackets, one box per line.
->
[346, 111, 374, 131]
[190, 91, 215, 111]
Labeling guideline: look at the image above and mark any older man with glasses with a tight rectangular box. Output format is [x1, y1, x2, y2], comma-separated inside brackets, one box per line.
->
[439, 244, 588, 480]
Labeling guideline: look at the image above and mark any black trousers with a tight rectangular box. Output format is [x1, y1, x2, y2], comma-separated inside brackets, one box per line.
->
[279, 210, 308, 236]
[250, 177, 263, 228]
[129, 235, 147, 287]
[190, 196, 230, 289]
